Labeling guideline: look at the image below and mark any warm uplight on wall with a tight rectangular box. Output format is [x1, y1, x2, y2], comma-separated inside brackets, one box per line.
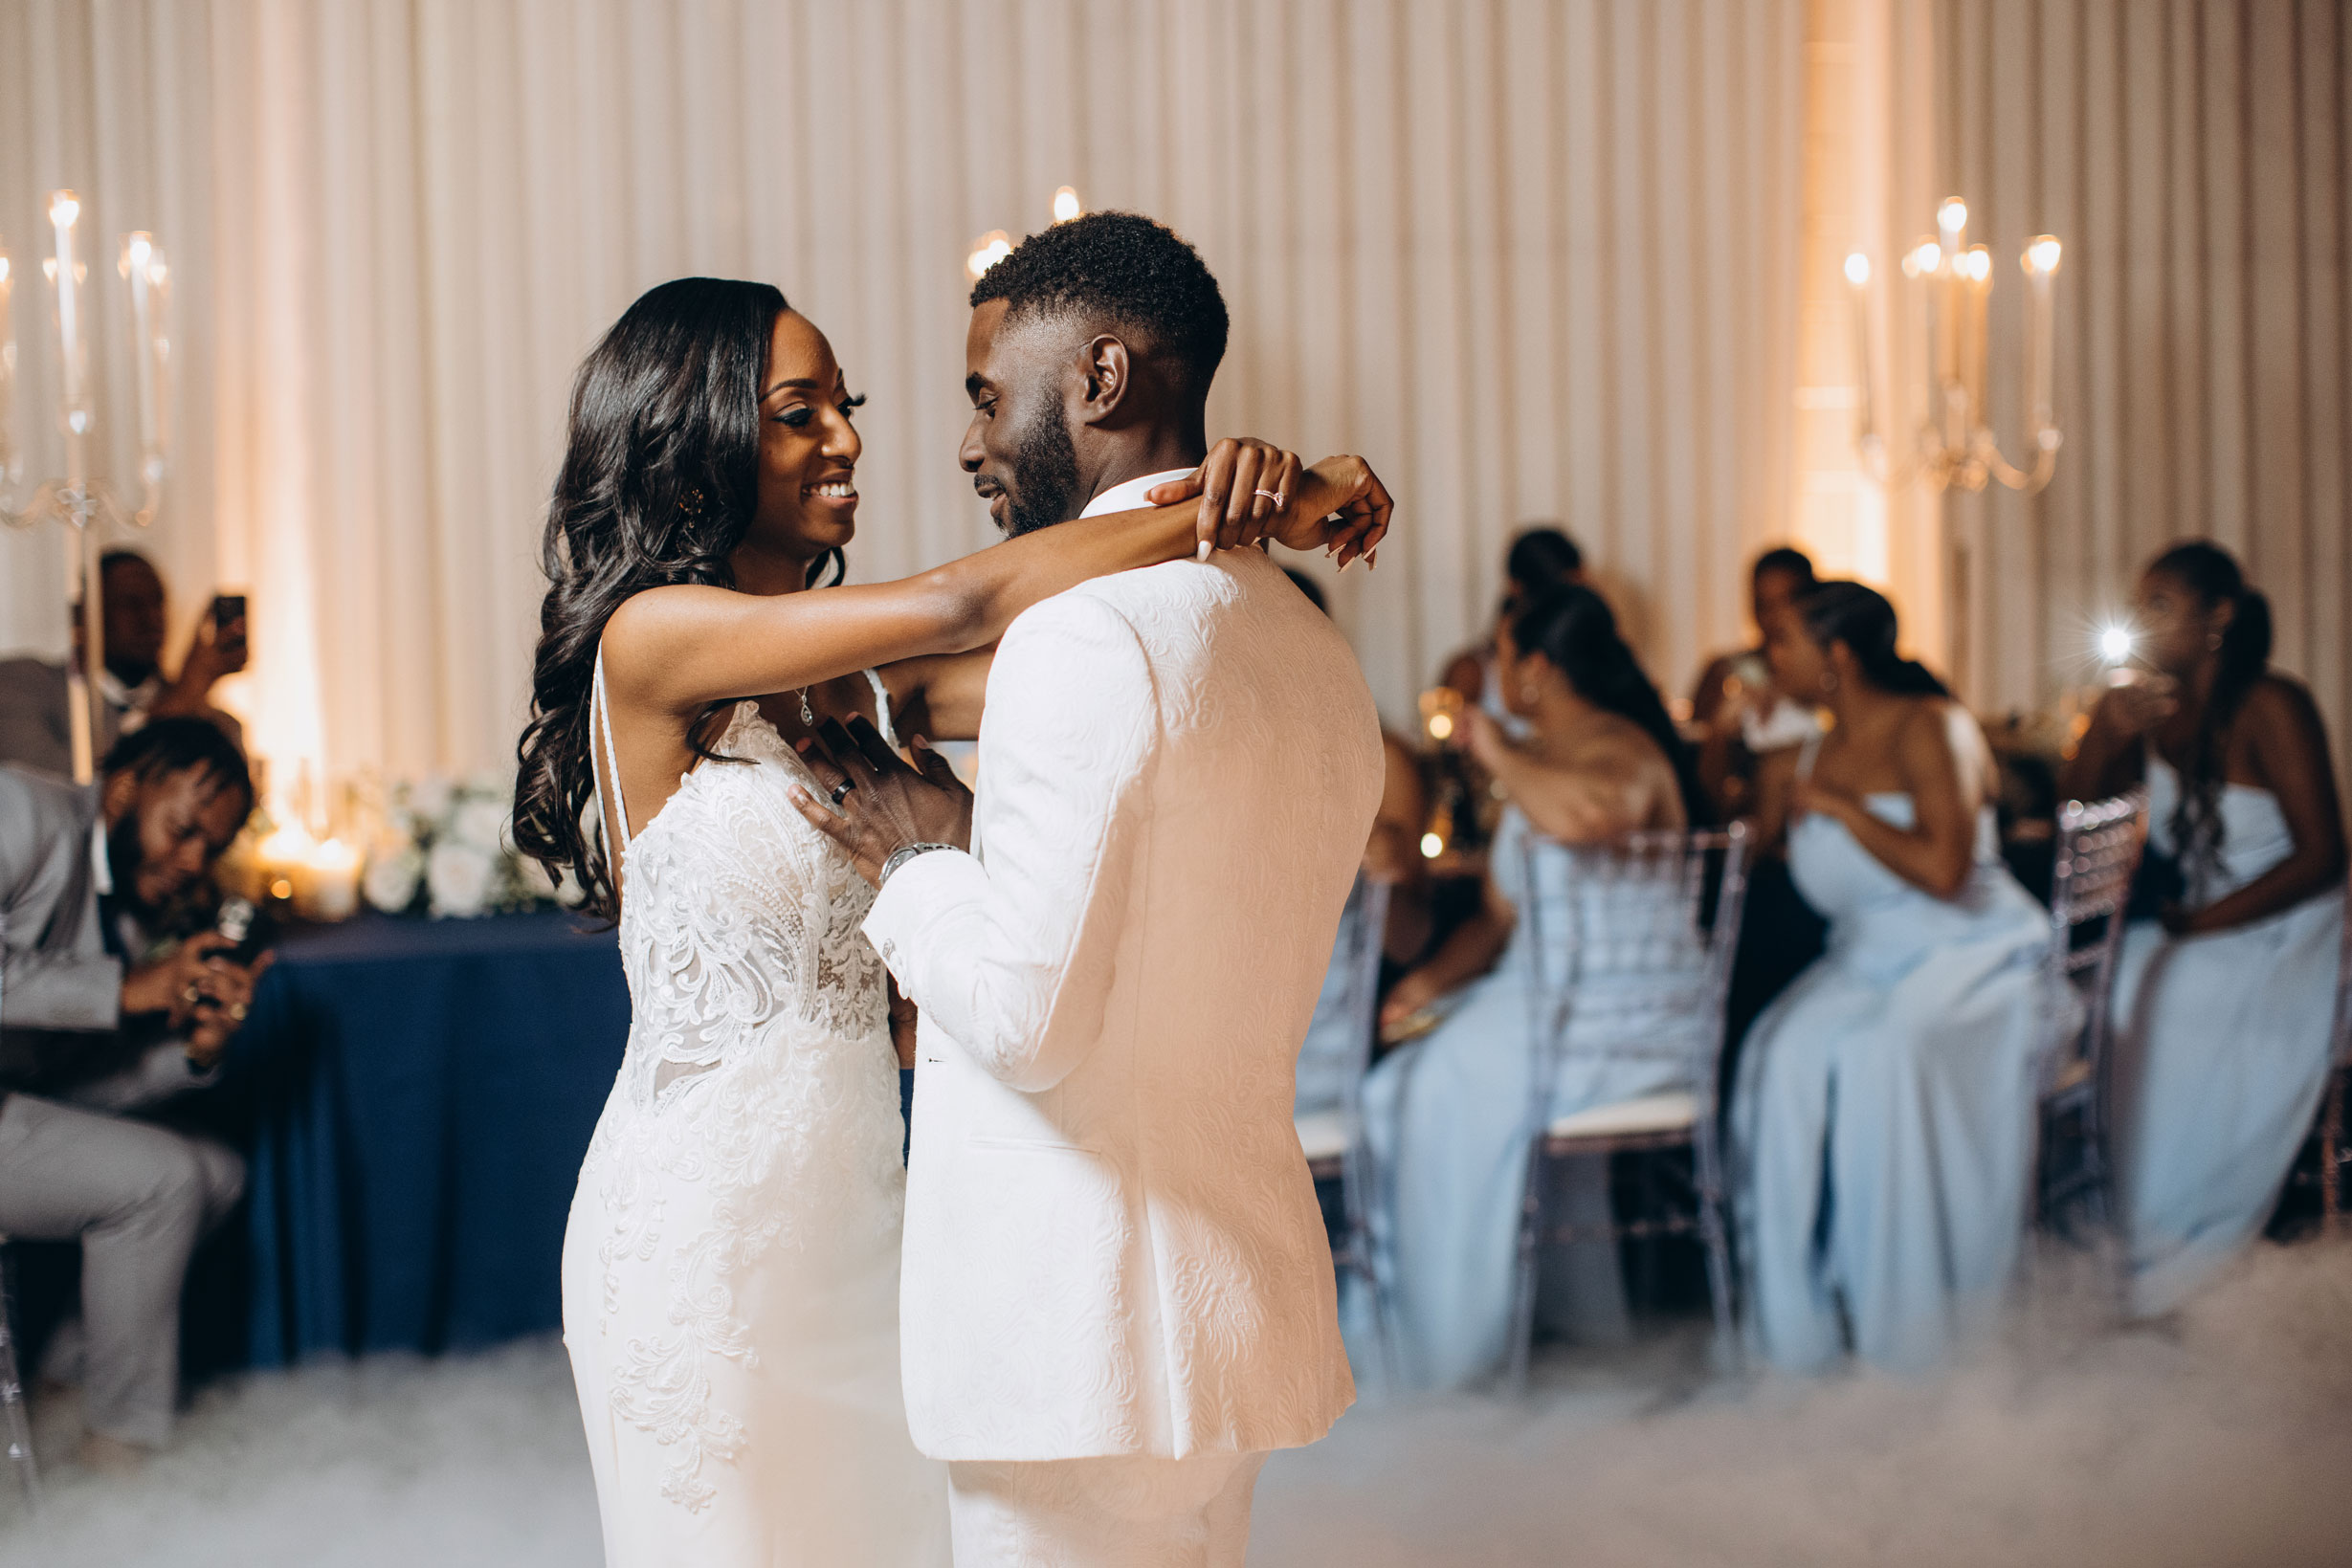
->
[1052, 186, 1082, 224]
[965, 230, 1012, 280]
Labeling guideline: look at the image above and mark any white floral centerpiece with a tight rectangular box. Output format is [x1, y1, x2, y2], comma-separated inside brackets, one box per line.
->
[364, 769, 584, 917]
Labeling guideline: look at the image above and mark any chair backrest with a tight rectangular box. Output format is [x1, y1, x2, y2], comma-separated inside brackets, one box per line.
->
[2041, 790, 2148, 1088]
[1517, 824, 1753, 1132]
[1295, 872, 1393, 1117]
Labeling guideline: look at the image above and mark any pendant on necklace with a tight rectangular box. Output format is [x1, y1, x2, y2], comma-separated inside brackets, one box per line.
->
[798, 687, 815, 726]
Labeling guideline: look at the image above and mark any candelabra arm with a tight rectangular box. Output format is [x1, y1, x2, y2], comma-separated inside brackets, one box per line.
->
[1974, 426, 2062, 496]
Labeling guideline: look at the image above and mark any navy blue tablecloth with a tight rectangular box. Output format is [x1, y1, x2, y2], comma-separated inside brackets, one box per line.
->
[228, 911, 628, 1367]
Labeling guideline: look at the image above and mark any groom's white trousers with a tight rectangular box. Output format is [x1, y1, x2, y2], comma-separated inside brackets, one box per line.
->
[945, 1450, 1267, 1567]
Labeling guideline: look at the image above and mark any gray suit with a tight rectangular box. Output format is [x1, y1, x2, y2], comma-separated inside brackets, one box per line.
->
[0, 764, 243, 1447]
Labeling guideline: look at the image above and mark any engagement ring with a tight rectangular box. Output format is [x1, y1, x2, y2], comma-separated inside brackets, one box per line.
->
[1254, 488, 1285, 508]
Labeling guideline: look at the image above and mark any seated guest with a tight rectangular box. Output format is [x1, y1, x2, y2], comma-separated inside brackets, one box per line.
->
[1359, 585, 1700, 1388]
[1438, 525, 1587, 731]
[1691, 546, 1822, 819]
[1730, 583, 2058, 1375]
[2062, 541, 2347, 1316]
[0, 550, 247, 781]
[1289, 569, 1433, 1117]
[0, 719, 269, 1469]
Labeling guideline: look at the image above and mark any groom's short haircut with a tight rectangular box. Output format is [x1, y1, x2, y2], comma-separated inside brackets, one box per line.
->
[969, 211, 1229, 399]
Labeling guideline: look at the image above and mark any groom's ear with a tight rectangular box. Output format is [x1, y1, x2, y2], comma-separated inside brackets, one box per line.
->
[1075, 334, 1134, 428]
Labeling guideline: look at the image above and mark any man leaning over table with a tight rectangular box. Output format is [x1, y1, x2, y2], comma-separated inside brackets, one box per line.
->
[0, 718, 269, 1471]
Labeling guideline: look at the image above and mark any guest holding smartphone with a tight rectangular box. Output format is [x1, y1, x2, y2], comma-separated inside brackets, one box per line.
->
[2063, 541, 2347, 1315]
[0, 551, 250, 781]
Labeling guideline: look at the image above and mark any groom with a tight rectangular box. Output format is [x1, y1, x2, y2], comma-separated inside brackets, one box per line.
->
[796, 211, 1387, 1564]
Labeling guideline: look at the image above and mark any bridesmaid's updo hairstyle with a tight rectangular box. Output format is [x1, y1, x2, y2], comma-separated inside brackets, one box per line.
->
[2146, 540, 2274, 876]
[514, 276, 837, 921]
[1797, 581, 1951, 699]
[1510, 585, 1708, 824]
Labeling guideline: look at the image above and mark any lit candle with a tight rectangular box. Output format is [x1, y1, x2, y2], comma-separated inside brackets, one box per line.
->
[48, 190, 86, 435]
[1963, 246, 1991, 422]
[121, 233, 158, 462]
[1844, 252, 1875, 443]
[257, 819, 316, 910]
[299, 837, 361, 922]
[1936, 200, 1967, 446]
[2022, 235, 2061, 435]
[0, 243, 13, 477]
[1052, 186, 1082, 224]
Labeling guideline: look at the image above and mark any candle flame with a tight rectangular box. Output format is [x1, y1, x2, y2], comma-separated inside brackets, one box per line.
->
[125, 233, 152, 268]
[49, 190, 80, 229]
[1964, 246, 1992, 282]
[1903, 241, 1942, 278]
[0, 255, 10, 285]
[1419, 831, 1444, 859]
[2025, 235, 2062, 275]
[965, 230, 1013, 280]
[1843, 252, 1871, 287]
[146, 258, 169, 287]
[1938, 196, 1966, 232]
[1052, 186, 1082, 224]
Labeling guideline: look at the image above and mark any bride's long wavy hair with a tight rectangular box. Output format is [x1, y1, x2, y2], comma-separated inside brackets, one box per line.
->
[512, 277, 843, 920]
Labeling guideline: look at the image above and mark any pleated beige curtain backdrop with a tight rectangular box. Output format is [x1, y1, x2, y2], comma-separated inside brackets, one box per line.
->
[1932, 0, 2352, 782]
[1, 0, 1807, 784]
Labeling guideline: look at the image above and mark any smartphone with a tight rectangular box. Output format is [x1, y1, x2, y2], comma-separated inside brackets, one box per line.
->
[215, 895, 276, 967]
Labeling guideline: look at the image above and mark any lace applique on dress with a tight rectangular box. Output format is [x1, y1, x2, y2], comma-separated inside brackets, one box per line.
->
[578, 696, 905, 1513]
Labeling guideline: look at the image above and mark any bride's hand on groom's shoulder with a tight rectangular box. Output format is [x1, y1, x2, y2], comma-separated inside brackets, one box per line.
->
[1272, 455, 1392, 571]
[1143, 436, 1303, 557]
[788, 718, 973, 889]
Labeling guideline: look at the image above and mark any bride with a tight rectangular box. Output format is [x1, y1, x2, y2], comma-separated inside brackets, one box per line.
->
[511, 276, 1382, 1565]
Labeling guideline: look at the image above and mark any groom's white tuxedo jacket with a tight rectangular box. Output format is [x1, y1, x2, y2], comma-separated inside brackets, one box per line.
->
[865, 518, 1382, 1464]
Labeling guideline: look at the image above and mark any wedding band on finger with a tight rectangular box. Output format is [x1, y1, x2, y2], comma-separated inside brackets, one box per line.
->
[183, 984, 204, 1005]
[1254, 489, 1285, 508]
[830, 779, 854, 806]
[229, 1003, 248, 1023]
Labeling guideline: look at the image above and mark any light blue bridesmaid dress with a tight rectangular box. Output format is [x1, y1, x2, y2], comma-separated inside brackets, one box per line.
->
[2110, 756, 2346, 1316]
[1354, 806, 1700, 1390]
[1730, 741, 2062, 1375]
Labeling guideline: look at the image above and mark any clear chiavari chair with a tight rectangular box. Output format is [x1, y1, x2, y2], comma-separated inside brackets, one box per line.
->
[1505, 824, 1751, 1390]
[2314, 877, 2351, 1235]
[1294, 873, 1395, 1380]
[2035, 790, 2148, 1236]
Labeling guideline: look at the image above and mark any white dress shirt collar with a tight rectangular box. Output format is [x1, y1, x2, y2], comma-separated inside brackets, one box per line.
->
[1078, 468, 1197, 519]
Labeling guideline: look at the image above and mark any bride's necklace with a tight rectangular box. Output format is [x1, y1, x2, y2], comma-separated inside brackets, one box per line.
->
[797, 687, 814, 726]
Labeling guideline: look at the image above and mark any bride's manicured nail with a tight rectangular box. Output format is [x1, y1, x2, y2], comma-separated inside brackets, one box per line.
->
[1196, 539, 1212, 562]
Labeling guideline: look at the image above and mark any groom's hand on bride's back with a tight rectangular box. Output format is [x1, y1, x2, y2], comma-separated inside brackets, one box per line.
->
[788, 717, 973, 889]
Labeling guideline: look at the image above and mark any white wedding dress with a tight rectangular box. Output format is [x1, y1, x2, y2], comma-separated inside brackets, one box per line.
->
[562, 662, 949, 1565]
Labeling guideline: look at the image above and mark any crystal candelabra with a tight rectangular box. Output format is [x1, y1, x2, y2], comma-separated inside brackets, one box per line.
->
[1845, 197, 2062, 496]
[0, 189, 174, 783]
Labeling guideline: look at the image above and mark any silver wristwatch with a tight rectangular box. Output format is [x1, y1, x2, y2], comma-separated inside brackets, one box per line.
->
[879, 842, 960, 887]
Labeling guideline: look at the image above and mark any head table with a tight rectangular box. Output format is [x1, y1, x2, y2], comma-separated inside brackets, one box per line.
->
[227, 910, 629, 1367]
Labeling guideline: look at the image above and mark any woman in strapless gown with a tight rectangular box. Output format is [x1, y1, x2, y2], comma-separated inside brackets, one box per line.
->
[1360, 586, 1706, 1389]
[1731, 583, 2063, 1375]
[511, 278, 1361, 1565]
[2062, 542, 2347, 1318]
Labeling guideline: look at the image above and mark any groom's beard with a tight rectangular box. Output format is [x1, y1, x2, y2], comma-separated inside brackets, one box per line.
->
[1001, 402, 1081, 538]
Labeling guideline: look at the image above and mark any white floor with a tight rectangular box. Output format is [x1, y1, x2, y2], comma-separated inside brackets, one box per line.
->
[5, 1241, 2350, 1567]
